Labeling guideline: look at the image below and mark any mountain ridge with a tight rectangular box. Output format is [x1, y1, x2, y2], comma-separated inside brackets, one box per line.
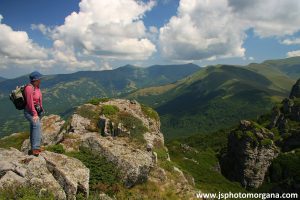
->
[126, 60, 297, 139]
[0, 63, 200, 137]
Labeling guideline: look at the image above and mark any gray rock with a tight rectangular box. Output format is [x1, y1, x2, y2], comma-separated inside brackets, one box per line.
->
[41, 115, 65, 145]
[69, 114, 92, 134]
[21, 114, 65, 154]
[0, 171, 26, 189]
[81, 133, 154, 188]
[102, 99, 165, 149]
[99, 115, 129, 137]
[0, 148, 89, 200]
[26, 155, 66, 199]
[220, 121, 279, 188]
[41, 151, 90, 200]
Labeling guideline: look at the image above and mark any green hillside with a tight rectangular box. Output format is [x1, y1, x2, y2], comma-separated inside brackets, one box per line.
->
[0, 64, 199, 137]
[127, 59, 297, 139]
[167, 79, 300, 194]
[262, 56, 300, 79]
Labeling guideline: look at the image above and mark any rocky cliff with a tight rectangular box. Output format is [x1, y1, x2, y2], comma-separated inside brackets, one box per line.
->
[0, 99, 196, 199]
[220, 79, 300, 190]
[220, 120, 279, 188]
[0, 148, 89, 199]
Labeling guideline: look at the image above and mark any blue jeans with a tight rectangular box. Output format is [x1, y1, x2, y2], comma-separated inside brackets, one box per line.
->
[24, 109, 41, 150]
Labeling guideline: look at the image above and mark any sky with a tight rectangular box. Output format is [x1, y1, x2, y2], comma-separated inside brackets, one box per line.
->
[0, 0, 300, 78]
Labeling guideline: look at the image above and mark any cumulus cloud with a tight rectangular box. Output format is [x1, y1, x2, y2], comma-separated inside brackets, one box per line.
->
[31, 24, 52, 36]
[160, 0, 300, 61]
[0, 14, 98, 72]
[159, 0, 245, 61]
[287, 50, 300, 58]
[51, 0, 157, 60]
[281, 38, 300, 45]
[228, 0, 300, 37]
[0, 15, 48, 61]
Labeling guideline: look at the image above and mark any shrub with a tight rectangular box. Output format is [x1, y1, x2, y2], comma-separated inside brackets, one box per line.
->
[117, 112, 148, 145]
[45, 144, 65, 154]
[76, 105, 100, 120]
[261, 138, 273, 147]
[0, 185, 55, 200]
[154, 147, 169, 160]
[141, 104, 159, 121]
[0, 132, 29, 150]
[87, 97, 110, 105]
[65, 147, 121, 196]
[101, 105, 119, 116]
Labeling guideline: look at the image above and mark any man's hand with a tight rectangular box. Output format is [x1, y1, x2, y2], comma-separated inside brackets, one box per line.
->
[33, 115, 39, 123]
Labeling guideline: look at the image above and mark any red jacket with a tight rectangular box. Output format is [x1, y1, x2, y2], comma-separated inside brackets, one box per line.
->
[24, 84, 43, 117]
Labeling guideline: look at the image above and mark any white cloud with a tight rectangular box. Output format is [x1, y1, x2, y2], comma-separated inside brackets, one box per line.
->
[0, 14, 99, 72]
[228, 0, 300, 37]
[31, 24, 52, 36]
[51, 0, 157, 61]
[287, 50, 300, 58]
[160, 0, 300, 61]
[51, 39, 97, 71]
[281, 38, 300, 45]
[0, 15, 48, 60]
[159, 0, 245, 61]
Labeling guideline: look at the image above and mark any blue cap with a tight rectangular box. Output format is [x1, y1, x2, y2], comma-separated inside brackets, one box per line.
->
[29, 71, 43, 81]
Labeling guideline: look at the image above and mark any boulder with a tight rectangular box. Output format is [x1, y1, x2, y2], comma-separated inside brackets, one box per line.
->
[41, 115, 65, 145]
[81, 133, 154, 188]
[41, 151, 90, 199]
[0, 148, 89, 200]
[21, 114, 65, 153]
[220, 121, 279, 188]
[69, 114, 92, 134]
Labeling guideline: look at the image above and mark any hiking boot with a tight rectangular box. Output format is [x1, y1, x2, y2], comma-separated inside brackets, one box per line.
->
[32, 149, 41, 157]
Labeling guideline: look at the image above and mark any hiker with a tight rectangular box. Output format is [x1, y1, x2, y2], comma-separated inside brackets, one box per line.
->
[24, 71, 44, 156]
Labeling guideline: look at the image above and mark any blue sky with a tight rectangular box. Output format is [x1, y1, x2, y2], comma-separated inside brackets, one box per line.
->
[0, 0, 300, 78]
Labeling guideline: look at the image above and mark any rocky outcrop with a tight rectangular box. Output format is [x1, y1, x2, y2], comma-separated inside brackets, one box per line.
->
[21, 115, 65, 153]
[268, 100, 300, 133]
[0, 148, 89, 200]
[289, 78, 300, 99]
[60, 99, 165, 188]
[81, 132, 154, 188]
[13, 98, 195, 198]
[220, 120, 279, 188]
[102, 99, 164, 148]
[99, 115, 129, 137]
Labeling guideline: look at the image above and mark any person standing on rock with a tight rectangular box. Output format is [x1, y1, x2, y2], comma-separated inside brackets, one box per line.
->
[24, 71, 44, 156]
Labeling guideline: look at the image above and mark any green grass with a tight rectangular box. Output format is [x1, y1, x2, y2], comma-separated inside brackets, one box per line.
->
[0, 185, 55, 200]
[141, 104, 159, 121]
[166, 128, 248, 193]
[0, 132, 29, 150]
[153, 147, 169, 160]
[45, 144, 65, 154]
[117, 112, 148, 145]
[101, 105, 119, 116]
[76, 104, 100, 120]
[65, 146, 121, 196]
[261, 138, 273, 147]
[167, 140, 247, 193]
[87, 97, 110, 105]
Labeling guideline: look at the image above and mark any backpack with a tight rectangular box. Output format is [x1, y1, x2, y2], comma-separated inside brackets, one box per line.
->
[9, 84, 33, 110]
